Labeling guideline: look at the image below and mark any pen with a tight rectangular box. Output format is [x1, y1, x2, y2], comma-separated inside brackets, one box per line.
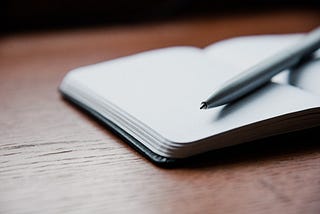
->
[200, 26, 320, 109]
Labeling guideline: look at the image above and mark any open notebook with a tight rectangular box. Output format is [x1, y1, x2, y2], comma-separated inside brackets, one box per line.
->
[60, 34, 320, 164]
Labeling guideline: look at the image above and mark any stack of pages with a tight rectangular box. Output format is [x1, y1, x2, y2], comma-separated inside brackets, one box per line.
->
[60, 34, 320, 164]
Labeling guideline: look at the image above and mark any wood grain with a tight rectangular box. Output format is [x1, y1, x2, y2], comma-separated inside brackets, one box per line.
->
[1, 9, 320, 214]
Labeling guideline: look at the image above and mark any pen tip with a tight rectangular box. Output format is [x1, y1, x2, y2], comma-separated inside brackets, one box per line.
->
[200, 102, 207, 110]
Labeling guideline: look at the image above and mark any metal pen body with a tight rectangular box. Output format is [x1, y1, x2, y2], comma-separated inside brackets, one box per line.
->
[201, 26, 320, 109]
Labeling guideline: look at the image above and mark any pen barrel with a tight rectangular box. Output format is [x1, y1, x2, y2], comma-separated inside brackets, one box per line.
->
[236, 27, 320, 96]
[205, 27, 320, 108]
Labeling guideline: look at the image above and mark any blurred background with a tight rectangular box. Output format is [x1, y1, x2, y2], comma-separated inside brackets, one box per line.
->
[2, 0, 320, 33]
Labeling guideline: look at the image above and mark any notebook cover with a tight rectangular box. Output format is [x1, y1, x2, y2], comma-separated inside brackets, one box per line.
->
[60, 91, 180, 166]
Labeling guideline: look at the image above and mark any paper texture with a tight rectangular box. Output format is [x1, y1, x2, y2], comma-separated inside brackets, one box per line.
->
[60, 34, 320, 158]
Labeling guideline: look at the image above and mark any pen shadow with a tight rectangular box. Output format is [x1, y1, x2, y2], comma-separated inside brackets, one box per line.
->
[215, 82, 272, 121]
[288, 55, 320, 86]
[176, 125, 320, 169]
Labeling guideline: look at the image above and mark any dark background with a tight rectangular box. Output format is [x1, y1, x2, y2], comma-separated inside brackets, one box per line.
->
[2, 0, 320, 33]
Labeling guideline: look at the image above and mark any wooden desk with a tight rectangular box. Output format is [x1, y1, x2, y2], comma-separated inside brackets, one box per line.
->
[1, 9, 320, 213]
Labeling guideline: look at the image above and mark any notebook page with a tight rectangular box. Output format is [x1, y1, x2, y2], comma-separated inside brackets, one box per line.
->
[62, 45, 320, 144]
[203, 34, 303, 84]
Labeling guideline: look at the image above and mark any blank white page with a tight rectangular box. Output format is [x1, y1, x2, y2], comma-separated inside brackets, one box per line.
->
[62, 36, 320, 144]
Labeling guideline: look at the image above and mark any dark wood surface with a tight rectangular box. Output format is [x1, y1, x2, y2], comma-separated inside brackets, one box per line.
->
[1, 9, 320, 213]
